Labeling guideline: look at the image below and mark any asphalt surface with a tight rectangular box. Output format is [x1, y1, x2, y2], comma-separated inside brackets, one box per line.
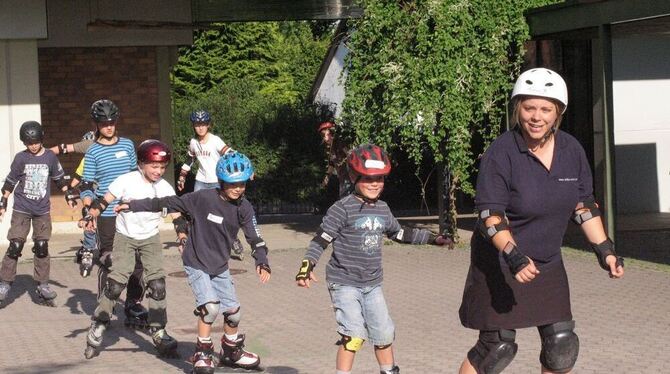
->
[0, 216, 667, 373]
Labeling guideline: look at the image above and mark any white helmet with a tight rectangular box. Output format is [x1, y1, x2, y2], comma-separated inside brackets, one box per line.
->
[511, 68, 568, 113]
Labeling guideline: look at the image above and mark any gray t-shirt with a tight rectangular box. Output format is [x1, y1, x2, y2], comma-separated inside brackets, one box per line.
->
[5, 149, 65, 215]
[304, 194, 435, 287]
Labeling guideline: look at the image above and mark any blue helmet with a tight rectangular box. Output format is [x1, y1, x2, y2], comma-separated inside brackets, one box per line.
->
[216, 152, 254, 183]
[190, 110, 211, 124]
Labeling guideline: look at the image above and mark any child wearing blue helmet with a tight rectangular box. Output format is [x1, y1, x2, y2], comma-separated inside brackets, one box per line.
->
[117, 152, 270, 373]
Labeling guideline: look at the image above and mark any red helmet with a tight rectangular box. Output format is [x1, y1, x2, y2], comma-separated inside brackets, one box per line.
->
[347, 144, 391, 179]
[137, 139, 171, 164]
[317, 121, 335, 133]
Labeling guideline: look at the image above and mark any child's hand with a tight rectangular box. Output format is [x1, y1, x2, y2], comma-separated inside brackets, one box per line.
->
[114, 203, 130, 213]
[256, 264, 271, 284]
[433, 234, 455, 249]
[295, 259, 318, 288]
[176, 234, 187, 255]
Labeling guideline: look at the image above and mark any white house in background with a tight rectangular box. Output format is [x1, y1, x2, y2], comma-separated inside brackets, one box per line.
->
[309, 21, 349, 119]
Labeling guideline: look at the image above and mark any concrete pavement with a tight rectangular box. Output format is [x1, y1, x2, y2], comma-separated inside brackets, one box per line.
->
[0, 215, 668, 373]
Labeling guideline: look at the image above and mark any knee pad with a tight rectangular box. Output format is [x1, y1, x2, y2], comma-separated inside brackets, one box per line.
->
[374, 343, 393, 350]
[6, 240, 25, 260]
[32, 240, 49, 258]
[146, 278, 166, 301]
[337, 334, 365, 353]
[223, 307, 241, 328]
[194, 302, 220, 324]
[104, 278, 126, 300]
[539, 321, 579, 373]
[468, 329, 518, 374]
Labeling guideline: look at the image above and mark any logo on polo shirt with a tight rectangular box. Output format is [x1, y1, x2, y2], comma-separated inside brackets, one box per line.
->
[558, 177, 578, 182]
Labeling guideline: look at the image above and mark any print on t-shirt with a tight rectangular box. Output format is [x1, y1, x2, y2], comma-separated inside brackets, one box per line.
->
[355, 216, 385, 255]
[23, 164, 50, 200]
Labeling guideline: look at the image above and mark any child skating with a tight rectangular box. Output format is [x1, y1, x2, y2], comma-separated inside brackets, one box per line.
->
[83, 140, 184, 359]
[119, 152, 270, 373]
[295, 144, 451, 374]
[0, 121, 71, 307]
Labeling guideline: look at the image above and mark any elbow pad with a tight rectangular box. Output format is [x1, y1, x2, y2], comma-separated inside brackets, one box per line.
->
[572, 198, 601, 225]
[311, 229, 335, 249]
[477, 209, 510, 240]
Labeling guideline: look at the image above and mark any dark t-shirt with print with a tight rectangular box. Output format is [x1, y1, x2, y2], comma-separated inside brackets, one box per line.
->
[5, 149, 65, 216]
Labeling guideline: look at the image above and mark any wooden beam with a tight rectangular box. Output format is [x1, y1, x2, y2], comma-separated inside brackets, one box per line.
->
[527, 0, 670, 37]
[192, 0, 363, 22]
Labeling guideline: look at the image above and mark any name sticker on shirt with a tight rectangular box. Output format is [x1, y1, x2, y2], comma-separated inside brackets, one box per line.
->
[207, 213, 223, 224]
[115, 150, 128, 159]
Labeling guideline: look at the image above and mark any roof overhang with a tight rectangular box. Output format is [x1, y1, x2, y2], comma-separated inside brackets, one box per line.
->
[192, 0, 363, 23]
[527, 0, 670, 39]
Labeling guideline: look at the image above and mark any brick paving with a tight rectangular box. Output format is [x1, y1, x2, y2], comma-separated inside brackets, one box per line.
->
[0, 217, 668, 373]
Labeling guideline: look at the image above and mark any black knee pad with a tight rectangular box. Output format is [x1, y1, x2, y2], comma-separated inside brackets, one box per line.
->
[468, 329, 518, 374]
[539, 321, 579, 373]
[32, 240, 49, 258]
[6, 240, 25, 260]
[104, 278, 126, 300]
[146, 278, 166, 301]
[223, 306, 241, 328]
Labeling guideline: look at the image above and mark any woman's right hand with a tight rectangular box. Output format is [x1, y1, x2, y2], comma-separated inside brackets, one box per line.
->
[514, 258, 540, 283]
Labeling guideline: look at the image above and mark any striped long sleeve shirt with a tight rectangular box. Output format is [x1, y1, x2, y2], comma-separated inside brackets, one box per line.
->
[81, 137, 137, 217]
[304, 194, 436, 287]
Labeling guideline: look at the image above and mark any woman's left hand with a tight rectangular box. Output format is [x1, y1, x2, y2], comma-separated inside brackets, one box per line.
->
[606, 255, 625, 279]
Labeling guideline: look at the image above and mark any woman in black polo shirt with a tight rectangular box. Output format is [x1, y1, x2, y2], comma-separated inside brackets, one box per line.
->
[457, 68, 625, 374]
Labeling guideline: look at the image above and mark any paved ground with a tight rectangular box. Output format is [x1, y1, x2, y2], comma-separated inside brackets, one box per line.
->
[0, 215, 668, 373]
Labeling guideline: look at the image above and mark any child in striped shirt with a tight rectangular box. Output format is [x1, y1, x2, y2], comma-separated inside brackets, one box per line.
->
[296, 144, 452, 374]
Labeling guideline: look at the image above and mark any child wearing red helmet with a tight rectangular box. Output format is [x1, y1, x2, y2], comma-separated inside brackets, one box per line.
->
[83, 140, 185, 359]
[296, 144, 451, 374]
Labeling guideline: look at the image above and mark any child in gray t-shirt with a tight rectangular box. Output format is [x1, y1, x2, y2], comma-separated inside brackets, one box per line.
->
[0, 121, 70, 307]
[296, 144, 452, 374]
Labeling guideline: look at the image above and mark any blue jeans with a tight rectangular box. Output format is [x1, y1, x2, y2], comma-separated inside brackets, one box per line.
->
[328, 283, 395, 346]
[82, 229, 97, 250]
[184, 266, 240, 312]
[194, 181, 219, 191]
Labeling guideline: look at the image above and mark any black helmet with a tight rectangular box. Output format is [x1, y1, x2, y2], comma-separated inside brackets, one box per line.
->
[19, 121, 44, 143]
[90, 99, 119, 123]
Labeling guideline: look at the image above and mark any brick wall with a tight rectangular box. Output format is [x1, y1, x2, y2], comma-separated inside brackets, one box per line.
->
[38, 47, 161, 221]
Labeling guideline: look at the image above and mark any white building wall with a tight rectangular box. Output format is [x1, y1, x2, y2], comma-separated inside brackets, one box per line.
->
[0, 40, 43, 240]
[612, 35, 670, 213]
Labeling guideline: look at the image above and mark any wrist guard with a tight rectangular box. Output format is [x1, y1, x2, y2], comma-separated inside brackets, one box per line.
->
[65, 188, 79, 205]
[173, 216, 189, 235]
[502, 243, 530, 275]
[90, 196, 108, 212]
[295, 259, 315, 281]
[0, 196, 8, 209]
[59, 143, 68, 154]
[250, 239, 269, 266]
[258, 263, 271, 274]
[590, 238, 624, 271]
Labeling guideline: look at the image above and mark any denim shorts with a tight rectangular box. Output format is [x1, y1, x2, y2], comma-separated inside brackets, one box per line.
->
[194, 181, 219, 191]
[328, 283, 395, 346]
[184, 266, 240, 312]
